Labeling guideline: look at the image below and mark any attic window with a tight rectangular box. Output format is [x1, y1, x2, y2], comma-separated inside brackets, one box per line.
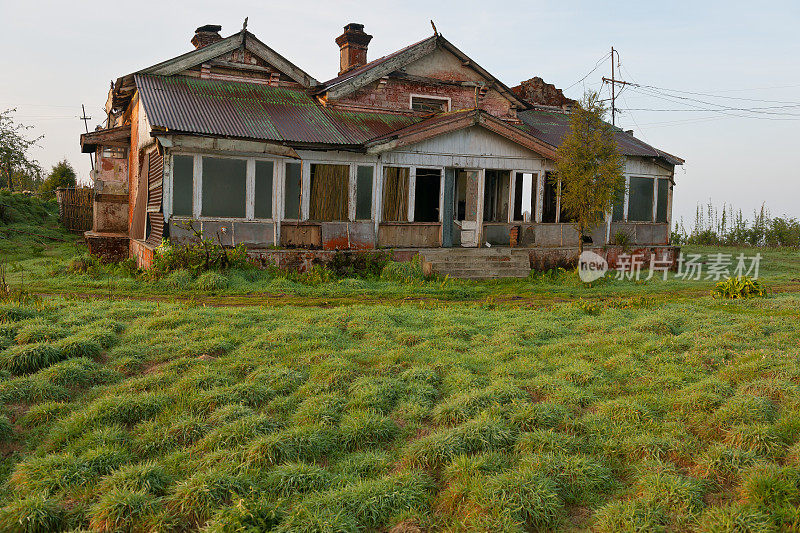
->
[410, 95, 450, 113]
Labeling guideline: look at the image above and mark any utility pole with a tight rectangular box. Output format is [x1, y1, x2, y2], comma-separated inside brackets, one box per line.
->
[79, 104, 94, 171]
[610, 47, 615, 126]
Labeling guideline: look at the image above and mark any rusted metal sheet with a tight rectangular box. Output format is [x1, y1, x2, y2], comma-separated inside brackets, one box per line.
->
[321, 222, 375, 250]
[136, 74, 420, 146]
[377, 223, 441, 248]
[517, 109, 683, 166]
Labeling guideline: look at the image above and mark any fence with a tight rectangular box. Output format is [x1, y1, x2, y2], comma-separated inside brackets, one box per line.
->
[55, 187, 93, 233]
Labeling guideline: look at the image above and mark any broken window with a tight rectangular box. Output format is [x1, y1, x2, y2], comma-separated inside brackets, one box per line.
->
[454, 170, 479, 222]
[254, 161, 273, 219]
[284, 162, 302, 219]
[172, 154, 193, 216]
[656, 178, 669, 223]
[484, 170, 510, 222]
[411, 96, 449, 113]
[309, 164, 349, 221]
[101, 146, 126, 159]
[542, 172, 558, 223]
[513, 172, 536, 222]
[414, 168, 441, 222]
[382, 167, 409, 222]
[356, 166, 373, 220]
[201, 157, 246, 218]
[628, 176, 654, 222]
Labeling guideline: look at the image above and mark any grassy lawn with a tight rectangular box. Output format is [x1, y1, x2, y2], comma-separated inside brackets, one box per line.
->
[2, 196, 800, 531]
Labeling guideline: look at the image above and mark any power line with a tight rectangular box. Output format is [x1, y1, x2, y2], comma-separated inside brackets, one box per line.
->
[564, 51, 611, 91]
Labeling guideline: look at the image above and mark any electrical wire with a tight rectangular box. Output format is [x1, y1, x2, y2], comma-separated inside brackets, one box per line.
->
[564, 52, 611, 91]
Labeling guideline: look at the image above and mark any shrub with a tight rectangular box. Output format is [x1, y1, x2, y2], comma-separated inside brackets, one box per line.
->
[164, 269, 194, 290]
[328, 251, 391, 279]
[711, 276, 766, 299]
[0, 494, 66, 533]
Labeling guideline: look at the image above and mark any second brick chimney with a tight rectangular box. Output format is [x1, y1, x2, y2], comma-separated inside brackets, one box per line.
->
[192, 25, 223, 49]
[335, 23, 372, 75]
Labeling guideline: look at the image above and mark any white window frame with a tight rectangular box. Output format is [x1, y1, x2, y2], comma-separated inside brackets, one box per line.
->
[354, 163, 377, 221]
[169, 152, 278, 222]
[412, 166, 445, 223]
[409, 94, 451, 113]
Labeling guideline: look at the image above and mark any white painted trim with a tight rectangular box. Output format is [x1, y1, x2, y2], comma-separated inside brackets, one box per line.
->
[622, 175, 630, 221]
[555, 177, 562, 224]
[163, 154, 172, 222]
[301, 161, 310, 221]
[354, 163, 377, 221]
[409, 93, 451, 112]
[652, 177, 658, 222]
[375, 160, 383, 233]
[192, 154, 202, 218]
[508, 171, 516, 223]
[246, 159, 255, 220]
[275, 162, 284, 244]
[348, 164, 357, 222]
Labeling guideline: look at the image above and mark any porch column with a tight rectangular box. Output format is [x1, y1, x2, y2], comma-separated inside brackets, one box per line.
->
[535, 171, 544, 223]
[476, 169, 485, 246]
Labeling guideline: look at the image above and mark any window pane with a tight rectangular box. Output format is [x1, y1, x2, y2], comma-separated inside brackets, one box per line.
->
[254, 161, 273, 219]
[383, 167, 409, 222]
[201, 157, 246, 218]
[310, 164, 349, 221]
[612, 185, 625, 221]
[172, 155, 193, 216]
[411, 97, 448, 113]
[628, 177, 654, 222]
[356, 166, 373, 220]
[284, 162, 301, 219]
[656, 178, 669, 223]
[414, 168, 441, 222]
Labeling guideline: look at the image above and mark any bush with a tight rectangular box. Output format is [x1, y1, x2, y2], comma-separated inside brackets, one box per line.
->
[195, 271, 229, 291]
[328, 251, 391, 278]
[150, 236, 254, 278]
[711, 276, 766, 299]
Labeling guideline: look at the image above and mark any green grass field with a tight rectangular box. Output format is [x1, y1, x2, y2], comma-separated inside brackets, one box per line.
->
[2, 194, 800, 531]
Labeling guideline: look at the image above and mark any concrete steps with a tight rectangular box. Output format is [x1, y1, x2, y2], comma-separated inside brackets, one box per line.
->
[419, 248, 531, 280]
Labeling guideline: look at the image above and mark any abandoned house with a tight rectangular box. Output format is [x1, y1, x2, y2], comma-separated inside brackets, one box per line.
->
[80, 22, 683, 277]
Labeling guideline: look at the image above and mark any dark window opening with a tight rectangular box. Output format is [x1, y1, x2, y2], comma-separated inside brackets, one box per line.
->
[414, 168, 441, 222]
[254, 161, 273, 219]
[310, 164, 349, 221]
[542, 172, 558, 223]
[201, 157, 246, 218]
[411, 96, 449, 113]
[383, 167, 409, 222]
[628, 176, 654, 222]
[612, 183, 626, 221]
[483, 170, 510, 222]
[454, 170, 479, 222]
[513, 172, 536, 222]
[656, 178, 669, 223]
[355, 166, 373, 220]
[284, 162, 301, 219]
[172, 155, 193, 216]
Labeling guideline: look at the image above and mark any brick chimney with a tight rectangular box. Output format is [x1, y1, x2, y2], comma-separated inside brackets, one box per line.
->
[192, 25, 223, 49]
[335, 23, 372, 75]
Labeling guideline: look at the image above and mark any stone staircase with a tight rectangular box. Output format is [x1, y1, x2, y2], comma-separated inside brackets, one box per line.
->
[419, 248, 531, 280]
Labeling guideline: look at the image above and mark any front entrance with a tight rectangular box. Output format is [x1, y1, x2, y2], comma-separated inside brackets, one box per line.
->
[451, 169, 480, 247]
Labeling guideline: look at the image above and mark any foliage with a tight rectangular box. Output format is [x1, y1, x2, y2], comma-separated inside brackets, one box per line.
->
[554, 91, 625, 254]
[150, 236, 254, 279]
[38, 160, 77, 198]
[711, 276, 766, 299]
[328, 250, 391, 278]
[674, 201, 800, 248]
[380, 255, 427, 283]
[0, 109, 43, 192]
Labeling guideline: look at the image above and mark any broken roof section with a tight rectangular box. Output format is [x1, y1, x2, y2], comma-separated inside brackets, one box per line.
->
[136, 74, 420, 147]
[517, 109, 684, 166]
[316, 34, 530, 110]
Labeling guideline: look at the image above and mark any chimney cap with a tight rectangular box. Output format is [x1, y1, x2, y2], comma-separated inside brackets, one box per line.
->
[195, 24, 222, 33]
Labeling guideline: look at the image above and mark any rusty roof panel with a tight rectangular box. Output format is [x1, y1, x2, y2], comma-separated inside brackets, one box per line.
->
[517, 109, 683, 165]
[136, 74, 420, 146]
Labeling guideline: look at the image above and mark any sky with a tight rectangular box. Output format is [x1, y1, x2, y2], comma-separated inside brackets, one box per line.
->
[1, 0, 799, 225]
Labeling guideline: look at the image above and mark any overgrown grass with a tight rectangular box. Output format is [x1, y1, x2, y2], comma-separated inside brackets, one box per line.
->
[1, 193, 800, 530]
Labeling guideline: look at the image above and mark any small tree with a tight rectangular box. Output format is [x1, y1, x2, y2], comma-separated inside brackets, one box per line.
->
[553, 92, 625, 255]
[0, 109, 43, 191]
[39, 160, 77, 197]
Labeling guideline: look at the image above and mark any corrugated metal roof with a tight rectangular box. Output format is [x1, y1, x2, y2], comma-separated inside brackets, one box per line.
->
[136, 74, 421, 146]
[517, 109, 683, 165]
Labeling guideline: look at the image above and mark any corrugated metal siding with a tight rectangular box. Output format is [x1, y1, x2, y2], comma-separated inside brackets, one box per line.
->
[136, 74, 420, 146]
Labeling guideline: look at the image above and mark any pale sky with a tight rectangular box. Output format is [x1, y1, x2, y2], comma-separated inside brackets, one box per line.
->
[1, 0, 798, 224]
